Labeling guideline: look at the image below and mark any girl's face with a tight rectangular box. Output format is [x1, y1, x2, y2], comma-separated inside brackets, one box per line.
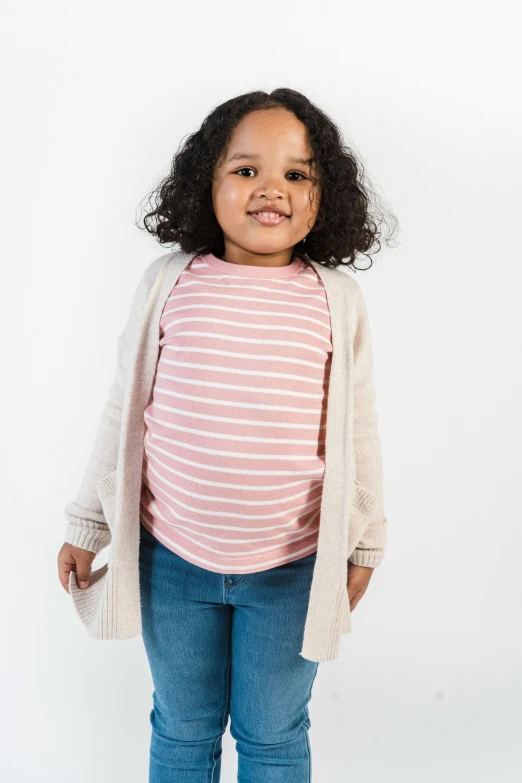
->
[211, 108, 321, 266]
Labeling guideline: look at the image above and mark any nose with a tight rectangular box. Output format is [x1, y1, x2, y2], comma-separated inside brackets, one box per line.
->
[252, 174, 287, 200]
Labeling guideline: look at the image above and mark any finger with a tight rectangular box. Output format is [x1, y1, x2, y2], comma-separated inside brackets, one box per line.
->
[73, 556, 93, 589]
[60, 550, 94, 591]
[58, 555, 74, 594]
[348, 587, 364, 612]
[58, 563, 72, 594]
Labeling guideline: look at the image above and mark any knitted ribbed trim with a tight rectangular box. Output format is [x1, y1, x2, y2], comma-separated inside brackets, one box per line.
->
[94, 470, 117, 501]
[65, 518, 111, 554]
[68, 564, 115, 638]
[352, 481, 377, 517]
[348, 548, 385, 568]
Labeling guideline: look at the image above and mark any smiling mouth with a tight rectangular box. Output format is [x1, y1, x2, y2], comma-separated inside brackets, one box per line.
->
[249, 212, 289, 226]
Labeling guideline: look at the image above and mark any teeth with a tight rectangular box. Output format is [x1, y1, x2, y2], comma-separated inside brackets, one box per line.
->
[254, 212, 284, 217]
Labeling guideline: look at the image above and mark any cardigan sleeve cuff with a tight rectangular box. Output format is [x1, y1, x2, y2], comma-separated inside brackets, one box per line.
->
[348, 515, 388, 568]
[64, 519, 112, 554]
[348, 547, 385, 568]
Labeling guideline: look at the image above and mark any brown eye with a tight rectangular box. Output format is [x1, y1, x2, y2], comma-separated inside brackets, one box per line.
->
[235, 168, 307, 181]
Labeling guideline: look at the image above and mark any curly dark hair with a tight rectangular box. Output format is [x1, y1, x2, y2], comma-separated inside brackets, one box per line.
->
[136, 88, 399, 271]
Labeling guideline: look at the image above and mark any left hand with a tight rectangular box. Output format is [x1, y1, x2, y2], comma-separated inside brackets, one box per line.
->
[347, 562, 374, 612]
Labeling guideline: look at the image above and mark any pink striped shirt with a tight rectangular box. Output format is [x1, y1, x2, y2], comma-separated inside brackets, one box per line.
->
[139, 251, 332, 573]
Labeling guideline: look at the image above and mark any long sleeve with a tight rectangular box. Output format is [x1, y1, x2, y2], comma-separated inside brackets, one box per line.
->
[348, 284, 388, 568]
[63, 254, 167, 554]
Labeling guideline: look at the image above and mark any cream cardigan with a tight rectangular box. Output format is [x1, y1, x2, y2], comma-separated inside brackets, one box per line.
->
[64, 249, 388, 662]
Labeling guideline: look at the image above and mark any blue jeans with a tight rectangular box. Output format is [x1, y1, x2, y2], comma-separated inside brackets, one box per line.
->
[138, 521, 320, 783]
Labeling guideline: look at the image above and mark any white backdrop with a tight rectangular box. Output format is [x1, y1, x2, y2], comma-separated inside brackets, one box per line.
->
[2, 0, 521, 781]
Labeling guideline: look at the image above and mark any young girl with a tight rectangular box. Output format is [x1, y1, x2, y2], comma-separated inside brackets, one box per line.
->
[58, 87, 397, 782]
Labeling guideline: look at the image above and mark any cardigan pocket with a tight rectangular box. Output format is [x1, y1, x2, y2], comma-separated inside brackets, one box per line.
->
[352, 480, 377, 517]
[68, 559, 110, 635]
[94, 470, 118, 531]
[68, 469, 118, 637]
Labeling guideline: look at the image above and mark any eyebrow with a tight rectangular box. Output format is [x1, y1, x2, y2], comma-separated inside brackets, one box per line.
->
[226, 152, 313, 166]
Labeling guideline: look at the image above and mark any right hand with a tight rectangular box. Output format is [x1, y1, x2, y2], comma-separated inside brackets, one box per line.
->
[58, 542, 96, 593]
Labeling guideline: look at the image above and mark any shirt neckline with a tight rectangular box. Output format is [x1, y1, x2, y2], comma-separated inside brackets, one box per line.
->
[199, 252, 306, 278]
